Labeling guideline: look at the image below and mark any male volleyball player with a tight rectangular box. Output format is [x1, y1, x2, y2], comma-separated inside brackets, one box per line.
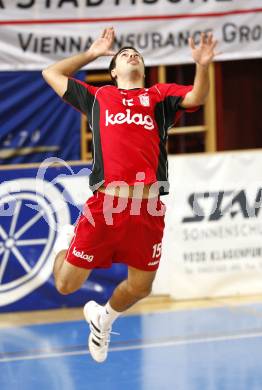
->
[42, 27, 218, 363]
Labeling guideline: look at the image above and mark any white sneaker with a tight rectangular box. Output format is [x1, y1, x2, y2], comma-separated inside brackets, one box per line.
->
[83, 301, 111, 363]
[53, 224, 75, 256]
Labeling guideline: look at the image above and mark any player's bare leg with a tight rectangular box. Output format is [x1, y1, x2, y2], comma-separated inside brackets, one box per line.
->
[108, 266, 156, 312]
[54, 251, 91, 295]
[53, 224, 91, 294]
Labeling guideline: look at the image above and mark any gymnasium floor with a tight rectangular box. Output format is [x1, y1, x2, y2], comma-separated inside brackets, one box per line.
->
[1, 296, 262, 390]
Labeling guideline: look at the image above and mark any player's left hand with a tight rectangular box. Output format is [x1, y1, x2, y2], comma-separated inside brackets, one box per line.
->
[189, 32, 219, 66]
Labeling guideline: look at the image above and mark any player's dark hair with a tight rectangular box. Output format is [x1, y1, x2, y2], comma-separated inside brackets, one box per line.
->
[108, 46, 144, 86]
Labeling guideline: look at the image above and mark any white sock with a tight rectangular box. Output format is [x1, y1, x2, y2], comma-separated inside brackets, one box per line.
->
[53, 224, 75, 256]
[99, 302, 121, 331]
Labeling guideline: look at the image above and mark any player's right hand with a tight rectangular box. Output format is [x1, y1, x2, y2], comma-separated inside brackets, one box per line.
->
[87, 27, 116, 58]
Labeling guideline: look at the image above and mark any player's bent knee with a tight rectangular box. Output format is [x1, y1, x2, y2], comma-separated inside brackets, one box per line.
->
[55, 279, 78, 295]
[127, 283, 152, 300]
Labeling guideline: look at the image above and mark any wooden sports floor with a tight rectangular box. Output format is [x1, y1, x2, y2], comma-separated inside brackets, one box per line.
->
[1, 295, 262, 390]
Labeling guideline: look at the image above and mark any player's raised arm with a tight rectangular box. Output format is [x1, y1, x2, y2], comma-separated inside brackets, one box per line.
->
[180, 32, 219, 108]
[42, 27, 116, 97]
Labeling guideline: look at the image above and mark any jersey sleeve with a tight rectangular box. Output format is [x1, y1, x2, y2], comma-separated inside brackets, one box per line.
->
[156, 83, 199, 129]
[63, 77, 98, 115]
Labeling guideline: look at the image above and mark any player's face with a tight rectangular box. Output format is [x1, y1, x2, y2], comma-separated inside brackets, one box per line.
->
[113, 49, 145, 79]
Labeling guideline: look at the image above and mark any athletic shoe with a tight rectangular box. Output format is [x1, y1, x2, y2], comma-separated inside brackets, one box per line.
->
[53, 224, 75, 256]
[83, 300, 111, 363]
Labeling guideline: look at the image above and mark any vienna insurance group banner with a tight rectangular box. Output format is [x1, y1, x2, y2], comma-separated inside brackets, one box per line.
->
[154, 151, 262, 299]
[0, 0, 261, 70]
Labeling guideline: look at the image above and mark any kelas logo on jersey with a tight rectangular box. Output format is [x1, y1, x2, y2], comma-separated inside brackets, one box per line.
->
[105, 109, 154, 130]
[122, 98, 134, 106]
[73, 247, 94, 262]
[139, 94, 150, 107]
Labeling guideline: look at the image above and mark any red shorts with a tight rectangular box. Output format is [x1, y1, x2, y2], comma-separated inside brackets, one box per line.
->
[66, 191, 166, 271]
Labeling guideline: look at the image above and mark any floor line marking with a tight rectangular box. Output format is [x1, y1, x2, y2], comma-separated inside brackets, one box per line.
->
[1, 331, 262, 363]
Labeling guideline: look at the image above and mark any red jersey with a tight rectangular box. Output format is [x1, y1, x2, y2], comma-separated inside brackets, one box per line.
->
[63, 78, 196, 195]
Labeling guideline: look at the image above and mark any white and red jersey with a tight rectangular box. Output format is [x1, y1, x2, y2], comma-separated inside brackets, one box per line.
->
[63, 78, 197, 195]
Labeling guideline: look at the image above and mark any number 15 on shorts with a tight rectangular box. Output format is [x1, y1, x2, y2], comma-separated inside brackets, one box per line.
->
[152, 243, 162, 258]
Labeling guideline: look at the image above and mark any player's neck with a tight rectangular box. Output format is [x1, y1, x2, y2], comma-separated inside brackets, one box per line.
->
[116, 77, 144, 90]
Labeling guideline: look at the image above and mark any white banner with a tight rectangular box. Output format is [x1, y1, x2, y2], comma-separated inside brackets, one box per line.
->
[0, 0, 261, 70]
[154, 151, 262, 299]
